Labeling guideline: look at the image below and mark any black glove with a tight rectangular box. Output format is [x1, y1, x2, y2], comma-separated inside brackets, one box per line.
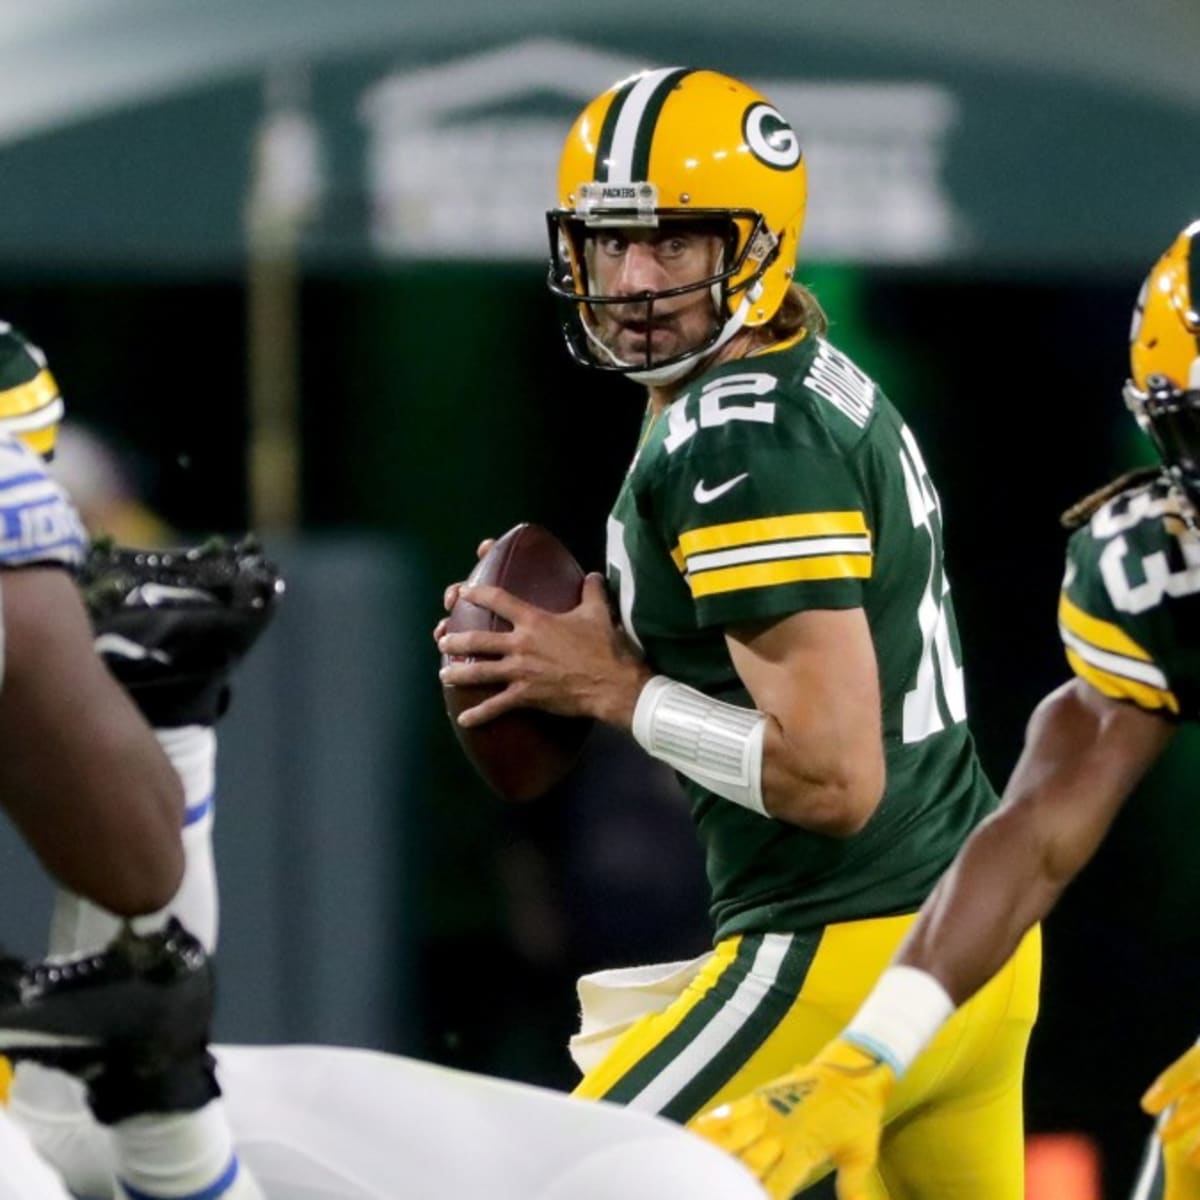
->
[78, 535, 284, 726]
[0, 920, 222, 1123]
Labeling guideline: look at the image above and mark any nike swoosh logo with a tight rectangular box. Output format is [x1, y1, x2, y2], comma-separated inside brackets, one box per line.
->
[693, 473, 749, 504]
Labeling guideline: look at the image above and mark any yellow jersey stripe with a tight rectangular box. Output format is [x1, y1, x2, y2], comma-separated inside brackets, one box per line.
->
[1065, 648, 1180, 714]
[689, 553, 871, 598]
[677, 511, 869, 558]
[572, 936, 744, 1101]
[1058, 592, 1153, 662]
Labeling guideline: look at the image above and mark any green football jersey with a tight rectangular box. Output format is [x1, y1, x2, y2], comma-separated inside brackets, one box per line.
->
[607, 333, 996, 939]
[1059, 476, 1200, 719]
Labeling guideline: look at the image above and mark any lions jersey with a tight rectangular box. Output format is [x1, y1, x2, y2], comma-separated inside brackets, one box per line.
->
[0, 432, 87, 683]
[1058, 476, 1200, 718]
[607, 333, 995, 939]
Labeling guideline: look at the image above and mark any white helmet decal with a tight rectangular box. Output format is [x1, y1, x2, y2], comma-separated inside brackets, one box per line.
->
[743, 104, 801, 171]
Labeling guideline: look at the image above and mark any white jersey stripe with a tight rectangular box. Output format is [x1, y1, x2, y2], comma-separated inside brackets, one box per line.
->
[625, 933, 793, 1113]
[1060, 625, 1170, 689]
[688, 535, 873, 573]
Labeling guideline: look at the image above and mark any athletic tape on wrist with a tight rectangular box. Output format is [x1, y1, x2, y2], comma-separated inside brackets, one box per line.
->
[631, 675, 768, 816]
[843, 965, 956, 1077]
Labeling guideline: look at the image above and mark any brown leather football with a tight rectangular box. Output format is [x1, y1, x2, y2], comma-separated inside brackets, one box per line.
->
[442, 523, 594, 801]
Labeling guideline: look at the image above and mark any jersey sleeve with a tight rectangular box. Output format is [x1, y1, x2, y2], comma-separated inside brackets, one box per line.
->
[658, 436, 871, 630]
[1058, 528, 1181, 716]
[0, 436, 87, 570]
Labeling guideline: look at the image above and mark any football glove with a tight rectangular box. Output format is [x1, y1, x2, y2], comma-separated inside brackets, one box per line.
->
[0, 920, 221, 1123]
[688, 1038, 895, 1200]
[1144, 1043, 1200, 1165]
[79, 535, 284, 727]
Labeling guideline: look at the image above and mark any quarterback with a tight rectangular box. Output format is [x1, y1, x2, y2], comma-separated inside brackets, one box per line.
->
[693, 226, 1200, 1200]
[437, 68, 1039, 1196]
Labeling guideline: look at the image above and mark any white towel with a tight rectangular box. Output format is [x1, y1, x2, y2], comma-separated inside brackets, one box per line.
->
[569, 952, 714, 1074]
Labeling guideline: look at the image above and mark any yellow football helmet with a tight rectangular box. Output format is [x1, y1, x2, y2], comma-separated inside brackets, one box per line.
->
[547, 67, 806, 385]
[1125, 220, 1200, 517]
[0, 322, 63, 458]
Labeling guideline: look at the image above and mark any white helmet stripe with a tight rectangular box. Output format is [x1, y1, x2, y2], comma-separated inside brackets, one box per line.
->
[605, 67, 687, 185]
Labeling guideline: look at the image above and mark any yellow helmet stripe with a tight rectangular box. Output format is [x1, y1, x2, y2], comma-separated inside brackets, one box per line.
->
[676, 511, 869, 558]
[1065, 648, 1180, 714]
[598, 67, 691, 184]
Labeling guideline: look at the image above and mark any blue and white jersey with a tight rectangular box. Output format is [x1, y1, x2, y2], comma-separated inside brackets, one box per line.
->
[0, 433, 86, 570]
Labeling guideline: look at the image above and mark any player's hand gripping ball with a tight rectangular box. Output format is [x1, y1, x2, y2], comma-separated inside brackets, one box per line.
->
[441, 524, 593, 801]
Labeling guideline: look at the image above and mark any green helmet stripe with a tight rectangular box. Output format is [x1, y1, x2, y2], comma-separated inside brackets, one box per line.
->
[598, 67, 692, 185]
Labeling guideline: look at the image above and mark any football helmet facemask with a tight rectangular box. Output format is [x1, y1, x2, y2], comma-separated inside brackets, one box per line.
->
[1125, 220, 1200, 524]
[547, 68, 807, 386]
[0, 322, 63, 458]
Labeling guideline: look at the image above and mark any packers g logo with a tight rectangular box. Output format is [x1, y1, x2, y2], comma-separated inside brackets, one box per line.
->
[743, 103, 801, 171]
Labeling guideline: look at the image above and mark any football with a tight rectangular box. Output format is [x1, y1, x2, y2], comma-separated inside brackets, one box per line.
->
[442, 523, 594, 801]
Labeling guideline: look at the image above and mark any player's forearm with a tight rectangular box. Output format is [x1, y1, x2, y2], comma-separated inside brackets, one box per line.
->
[758, 714, 883, 834]
[895, 801, 1060, 1005]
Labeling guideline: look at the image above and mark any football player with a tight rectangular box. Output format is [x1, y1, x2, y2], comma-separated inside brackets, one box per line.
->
[0, 322, 266, 1200]
[689, 221, 1200, 1200]
[437, 68, 1039, 1197]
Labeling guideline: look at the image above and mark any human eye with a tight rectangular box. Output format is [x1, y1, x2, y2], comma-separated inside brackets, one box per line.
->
[656, 234, 691, 260]
[594, 233, 627, 257]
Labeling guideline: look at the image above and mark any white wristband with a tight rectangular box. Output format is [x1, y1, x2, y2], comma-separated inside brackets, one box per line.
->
[631, 675, 768, 817]
[843, 966, 956, 1077]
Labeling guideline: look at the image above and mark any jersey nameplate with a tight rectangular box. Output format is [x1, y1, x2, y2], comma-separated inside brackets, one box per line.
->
[803, 342, 875, 429]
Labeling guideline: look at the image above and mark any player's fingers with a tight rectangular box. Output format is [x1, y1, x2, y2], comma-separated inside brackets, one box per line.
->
[739, 1135, 785, 1185]
[476, 538, 496, 560]
[439, 656, 515, 690]
[432, 617, 451, 644]
[834, 1151, 875, 1200]
[1145, 1046, 1200, 1113]
[454, 684, 522, 727]
[438, 630, 510, 660]
[760, 1144, 813, 1200]
[443, 581, 465, 611]
[458, 583, 529, 624]
[580, 572, 611, 609]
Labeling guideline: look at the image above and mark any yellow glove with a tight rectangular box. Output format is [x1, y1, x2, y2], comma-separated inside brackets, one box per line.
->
[0, 1056, 10, 1104]
[1144, 1044, 1200, 1165]
[689, 1038, 895, 1200]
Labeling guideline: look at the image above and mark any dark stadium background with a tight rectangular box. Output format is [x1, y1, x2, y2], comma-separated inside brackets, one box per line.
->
[0, 6, 1197, 1196]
